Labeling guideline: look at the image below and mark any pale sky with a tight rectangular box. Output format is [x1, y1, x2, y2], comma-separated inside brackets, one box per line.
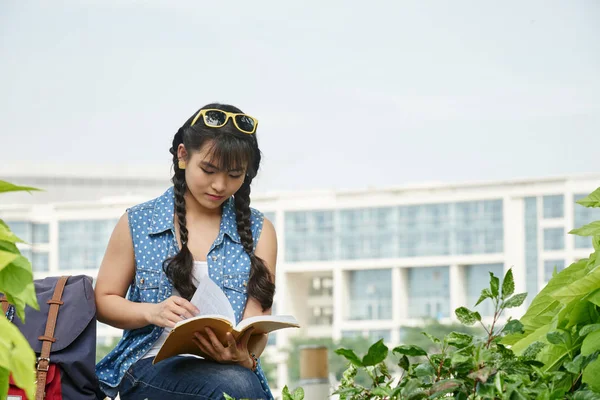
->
[1, 0, 599, 193]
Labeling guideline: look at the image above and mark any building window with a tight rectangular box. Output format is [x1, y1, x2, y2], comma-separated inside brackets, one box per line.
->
[284, 211, 334, 262]
[408, 266, 450, 319]
[544, 260, 565, 282]
[32, 223, 50, 244]
[347, 269, 392, 320]
[263, 212, 276, 229]
[309, 306, 334, 326]
[543, 195, 564, 219]
[525, 197, 538, 299]
[544, 228, 565, 251]
[6, 221, 32, 243]
[309, 276, 333, 297]
[32, 252, 49, 272]
[58, 220, 117, 270]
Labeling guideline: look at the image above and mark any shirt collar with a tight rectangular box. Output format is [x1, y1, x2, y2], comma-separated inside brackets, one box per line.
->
[149, 186, 241, 244]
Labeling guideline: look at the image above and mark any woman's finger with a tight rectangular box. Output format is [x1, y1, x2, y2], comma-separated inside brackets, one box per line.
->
[226, 332, 237, 350]
[205, 328, 225, 352]
[194, 333, 216, 359]
[238, 327, 255, 349]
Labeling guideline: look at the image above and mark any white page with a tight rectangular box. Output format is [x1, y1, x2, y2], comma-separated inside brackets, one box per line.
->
[190, 278, 237, 325]
[236, 314, 299, 332]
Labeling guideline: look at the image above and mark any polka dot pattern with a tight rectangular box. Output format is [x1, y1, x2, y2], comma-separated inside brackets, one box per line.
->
[95, 186, 272, 399]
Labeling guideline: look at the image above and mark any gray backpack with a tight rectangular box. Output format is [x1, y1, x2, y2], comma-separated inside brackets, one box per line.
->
[2, 275, 104, 400]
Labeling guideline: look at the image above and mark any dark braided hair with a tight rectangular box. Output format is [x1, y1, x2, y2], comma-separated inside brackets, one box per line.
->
[163, 103, 275, 311]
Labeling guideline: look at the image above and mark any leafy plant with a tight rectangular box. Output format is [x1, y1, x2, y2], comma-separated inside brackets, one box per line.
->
[0, 180, 41, 400]
[329, 187, 600, 399]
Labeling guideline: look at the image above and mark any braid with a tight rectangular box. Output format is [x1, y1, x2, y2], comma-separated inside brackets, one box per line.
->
[235, 180, 275, 311]
[163, 128, 195, 300]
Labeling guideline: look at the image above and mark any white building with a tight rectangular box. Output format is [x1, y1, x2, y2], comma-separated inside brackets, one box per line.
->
[2, 166, 600, 389]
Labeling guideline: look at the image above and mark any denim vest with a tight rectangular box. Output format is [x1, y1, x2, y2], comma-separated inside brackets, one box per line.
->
[96, 187, 273, 399]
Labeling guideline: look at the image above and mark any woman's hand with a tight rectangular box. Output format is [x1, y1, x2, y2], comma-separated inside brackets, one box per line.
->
[145, 296, 199, 328]
[193, 327, 255, 369]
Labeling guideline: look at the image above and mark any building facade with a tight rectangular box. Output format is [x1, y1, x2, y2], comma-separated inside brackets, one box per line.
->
[2, 168, 600, 388]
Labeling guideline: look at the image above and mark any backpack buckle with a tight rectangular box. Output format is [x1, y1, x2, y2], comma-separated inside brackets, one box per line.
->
[36, 357, 50, 372]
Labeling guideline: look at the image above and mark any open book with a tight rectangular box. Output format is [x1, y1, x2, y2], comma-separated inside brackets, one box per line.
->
[153, 276, 299, 364]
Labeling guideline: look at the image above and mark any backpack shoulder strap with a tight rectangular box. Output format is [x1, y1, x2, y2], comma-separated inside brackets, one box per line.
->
[36, 275, 70, 400]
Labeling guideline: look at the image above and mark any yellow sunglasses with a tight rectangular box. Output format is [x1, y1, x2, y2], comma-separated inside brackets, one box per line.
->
[190, 109, 258, 135]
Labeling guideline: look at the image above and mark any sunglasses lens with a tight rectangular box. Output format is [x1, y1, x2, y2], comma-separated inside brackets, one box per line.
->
[235, 115, 256, 133]
[204, 110, 227, 127]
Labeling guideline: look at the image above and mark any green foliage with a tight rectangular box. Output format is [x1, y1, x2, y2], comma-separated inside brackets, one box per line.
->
[0, 180, 41, 400]
[285, 335, 374, 387]
[326, 187, 600, 399]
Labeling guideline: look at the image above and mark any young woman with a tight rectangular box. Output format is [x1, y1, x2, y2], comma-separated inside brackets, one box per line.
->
[95, 104, 277, 400]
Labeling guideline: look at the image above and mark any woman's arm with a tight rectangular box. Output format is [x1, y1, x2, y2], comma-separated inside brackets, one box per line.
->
[242, 216, 278, 357]
[95, 213, 198, 330]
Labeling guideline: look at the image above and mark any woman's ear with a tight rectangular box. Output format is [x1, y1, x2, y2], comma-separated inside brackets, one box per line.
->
[177, 144, 188, 162]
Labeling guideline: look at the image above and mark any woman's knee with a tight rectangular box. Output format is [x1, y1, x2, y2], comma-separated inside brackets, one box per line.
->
[217, 366, 265, 399]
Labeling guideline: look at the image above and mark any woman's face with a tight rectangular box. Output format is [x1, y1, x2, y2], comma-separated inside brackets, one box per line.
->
[178, 141, 247, 210]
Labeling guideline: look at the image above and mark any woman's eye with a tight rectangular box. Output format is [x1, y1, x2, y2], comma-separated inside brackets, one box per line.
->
[229, 174, 243, 179]
[201, 168, 214, 175]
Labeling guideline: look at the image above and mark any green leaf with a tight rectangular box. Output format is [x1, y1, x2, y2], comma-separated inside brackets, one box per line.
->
[414, 363, 435, 377]
[570, 221, 600, 237]
[334, 348, 363, 367]
[587, 288, 600, 307]
[564, 354, 585, 374]
[521, 341, 547, 360]
[393, 344, 428, 357]
[582, 358, 600, 392]
[546, 330, 569, 346]
[490, 272, 500, 297]
[0, 368, 8, 400]
[0, 180, 41, 194]
[455, 307, 481, 326]
[476, 381, 496, 397]
[513, 258, 588, 334]
[0, 255, 39, 321]
[503, 293, 528, 308]
[281, 385, 292, 400]
[451, 352, 472, 366]
[398, 354, 409, 370]
[475, 288, 493, 306]
[579, 324, 600, 337]
[370, 386, 392, 397]
[502, 268, 515, 299]
[444, 331, 473, 349]
[0, 221, 24, 244]
[0, 317, 36, 400]
[223, 394, 235, 400]
[0, 239, 19, 254]
[428, 379, 462, 398]
[581, 330, 600, 356]
[552, 266, 600, 305]
[502, 319, 525, 335]
[0, 249, 19, 271]
[291, 386, 304, 400]
[362, 339, 388, 366]
[421, 332, 441, 345]
[576, 188, 600, 208]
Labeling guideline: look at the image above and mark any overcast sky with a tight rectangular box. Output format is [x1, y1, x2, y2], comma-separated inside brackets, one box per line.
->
[1, 0, 599, 193]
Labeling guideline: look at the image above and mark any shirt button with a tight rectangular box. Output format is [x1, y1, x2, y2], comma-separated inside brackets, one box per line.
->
[140, 278, 145, 284]
[242, 281, 247, 287]
[211, 255, 217, 261]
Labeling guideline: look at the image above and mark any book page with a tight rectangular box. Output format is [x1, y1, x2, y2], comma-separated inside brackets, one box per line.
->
[235, 314, 300, 333]
[190, 277, 236, 325]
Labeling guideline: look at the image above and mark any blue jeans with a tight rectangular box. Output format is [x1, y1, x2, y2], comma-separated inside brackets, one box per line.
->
[118, 357, 268, 400]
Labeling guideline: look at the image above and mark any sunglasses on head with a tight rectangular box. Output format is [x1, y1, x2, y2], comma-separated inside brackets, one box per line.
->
[190, 109, 258, 135]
